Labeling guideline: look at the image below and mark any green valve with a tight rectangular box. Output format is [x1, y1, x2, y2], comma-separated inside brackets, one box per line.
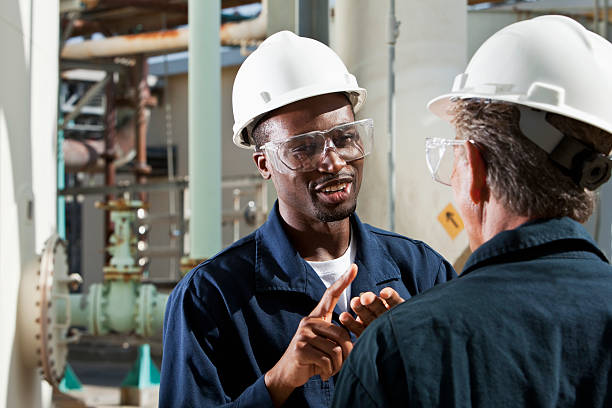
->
[59, 363, 83, 392]
[121, 344, 160, 389]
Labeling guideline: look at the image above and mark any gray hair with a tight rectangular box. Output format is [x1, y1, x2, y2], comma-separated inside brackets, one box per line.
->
[450, 99, 596, 223]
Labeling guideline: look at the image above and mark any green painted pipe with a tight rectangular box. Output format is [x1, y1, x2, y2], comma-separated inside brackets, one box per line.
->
[67, 281, 168, 337]
[188, 0, 222, 259]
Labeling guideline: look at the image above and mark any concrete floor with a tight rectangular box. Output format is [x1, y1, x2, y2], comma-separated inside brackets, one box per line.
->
[53, 335, 162, 407]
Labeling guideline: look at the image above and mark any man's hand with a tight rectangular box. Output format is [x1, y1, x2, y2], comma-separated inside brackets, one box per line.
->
[264, 265, 358, 407]
[339, 286, 404, 338]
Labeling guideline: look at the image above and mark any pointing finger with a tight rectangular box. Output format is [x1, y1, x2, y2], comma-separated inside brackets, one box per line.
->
[310, 264, 358, 321]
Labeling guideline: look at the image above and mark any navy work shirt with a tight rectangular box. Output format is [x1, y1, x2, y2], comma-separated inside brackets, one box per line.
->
[160, 203, 455, 407]
[333, 217, 612, 408]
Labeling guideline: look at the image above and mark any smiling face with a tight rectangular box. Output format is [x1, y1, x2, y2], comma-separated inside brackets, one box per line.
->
[253, 93, 363, 226]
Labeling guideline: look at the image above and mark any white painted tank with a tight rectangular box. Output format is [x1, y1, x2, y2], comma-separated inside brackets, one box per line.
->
[333, 0, 470, 267]
[1, 0, 59, 407]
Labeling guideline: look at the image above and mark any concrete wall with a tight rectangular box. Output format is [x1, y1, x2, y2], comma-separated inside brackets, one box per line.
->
[334, 0, 469, 268]
[0, 0, 57, 406]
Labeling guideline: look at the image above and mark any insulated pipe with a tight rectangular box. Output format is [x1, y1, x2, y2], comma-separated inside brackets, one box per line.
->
[61, 10, 269, 61]
[387, 0, 399, 231]
[61, 28, 190, 59]
[62, 116, 140, 173]
[66, 281, 169, 337]
[220, 0, 267, 45]
[595, 0, 600, 33]
[604, 0, 609, 38]
[188, 0, 222, 259]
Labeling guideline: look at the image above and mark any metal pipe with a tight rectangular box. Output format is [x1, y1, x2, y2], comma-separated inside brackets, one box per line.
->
[104, 76, 117, 261]
[61, 11, 268, 61]
[62, 114, 139, 173]
[595, 0, 600, 33]
[387, 0, 399, 231]
[133, 56, 151, 202]
[604, 0, 609, 39]
[63, 138, 104, 171]
[68, 281, 169, 337]
[58, 178, 188, 196]
[61, 27, 189, 59]
[188, 0, 222, 259]
[220, 0, 267, 45]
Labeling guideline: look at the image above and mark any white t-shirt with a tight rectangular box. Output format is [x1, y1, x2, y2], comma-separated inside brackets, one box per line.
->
[306, 230, 356, 314]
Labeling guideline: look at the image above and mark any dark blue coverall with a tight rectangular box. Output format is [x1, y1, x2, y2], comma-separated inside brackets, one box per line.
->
[333, 217, 612, 408]
[160, 203, 455, 407]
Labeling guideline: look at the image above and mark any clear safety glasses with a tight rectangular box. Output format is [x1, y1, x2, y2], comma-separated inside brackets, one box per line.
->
[261, 119, 374, 174]
[425, 138, 475, 186]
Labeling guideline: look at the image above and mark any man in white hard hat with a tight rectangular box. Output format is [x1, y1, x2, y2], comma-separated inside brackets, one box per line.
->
[159, 31, 455, 407]
[332, 15, 612, 407]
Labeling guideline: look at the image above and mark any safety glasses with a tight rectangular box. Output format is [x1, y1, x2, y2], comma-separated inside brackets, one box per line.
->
[261, 119, 373, 174]
[425, 138, 475, 186]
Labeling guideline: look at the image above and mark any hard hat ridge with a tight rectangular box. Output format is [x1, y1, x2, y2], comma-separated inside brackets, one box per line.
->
[231, 31, 367, 148]
[428, 15, 612, 190]
[428, 15, 612, 140]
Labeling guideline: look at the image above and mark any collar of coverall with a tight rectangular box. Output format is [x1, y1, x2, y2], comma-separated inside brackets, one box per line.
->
[461, 217, 608, 276]
[254, 201, 403, 306]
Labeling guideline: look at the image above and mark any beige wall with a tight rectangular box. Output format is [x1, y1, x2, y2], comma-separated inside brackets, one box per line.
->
[334, 0, 470, 268]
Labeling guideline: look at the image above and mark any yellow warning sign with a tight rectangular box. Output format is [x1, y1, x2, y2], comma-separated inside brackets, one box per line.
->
[437, 203, 464, 239]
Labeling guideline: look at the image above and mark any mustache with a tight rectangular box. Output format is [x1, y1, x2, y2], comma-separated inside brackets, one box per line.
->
[313, 170, 354, 186]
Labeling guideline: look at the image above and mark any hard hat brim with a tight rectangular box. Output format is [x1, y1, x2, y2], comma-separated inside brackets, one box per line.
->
[232, 85, 367, 149]
[428, 92, 612, 137]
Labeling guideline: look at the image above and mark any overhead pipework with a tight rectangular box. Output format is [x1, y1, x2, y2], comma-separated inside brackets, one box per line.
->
[61, 0, 268, 60]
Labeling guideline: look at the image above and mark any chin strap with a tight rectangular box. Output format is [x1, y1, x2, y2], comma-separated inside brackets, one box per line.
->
[518, 106, 612, 190]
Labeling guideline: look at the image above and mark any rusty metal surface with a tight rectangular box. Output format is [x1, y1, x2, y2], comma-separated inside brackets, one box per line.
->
[62, 0, 260, 38]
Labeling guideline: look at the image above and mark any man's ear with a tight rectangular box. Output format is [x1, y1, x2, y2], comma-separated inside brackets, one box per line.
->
[253, 151, 272, 180]
[465, 142, 488, 205]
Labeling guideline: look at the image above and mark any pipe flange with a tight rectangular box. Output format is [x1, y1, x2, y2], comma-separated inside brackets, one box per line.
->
[19, 234, 76, 386]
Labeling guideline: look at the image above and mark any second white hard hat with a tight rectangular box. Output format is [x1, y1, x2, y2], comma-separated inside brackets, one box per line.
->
[428, 15, 612, 137]
[231, 31, 367, 149]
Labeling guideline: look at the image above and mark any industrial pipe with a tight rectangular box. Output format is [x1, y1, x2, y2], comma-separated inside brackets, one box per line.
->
[61, 28, 189, 59]
[61, 3, 268, 60]
[62, 113, 141, 172]
[387, 0, 399, 231]
[220, 0, 267, 45]
[188, 0, 222, 259]
[604, 0, 609, 39]
[58, 280, 168, 337]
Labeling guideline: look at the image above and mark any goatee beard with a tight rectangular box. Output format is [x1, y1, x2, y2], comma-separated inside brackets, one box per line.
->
[314, 202, 357, 223]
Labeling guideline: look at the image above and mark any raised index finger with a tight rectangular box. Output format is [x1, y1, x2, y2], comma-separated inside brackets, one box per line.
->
[309, 264, 358, 321]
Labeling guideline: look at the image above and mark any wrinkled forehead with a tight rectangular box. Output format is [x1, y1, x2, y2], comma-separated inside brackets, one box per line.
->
[264, 93, 355, 142]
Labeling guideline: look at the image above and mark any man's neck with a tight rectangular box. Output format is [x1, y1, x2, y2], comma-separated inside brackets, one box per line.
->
[474, 198, 532, 250]
[278, 207, 351, 262]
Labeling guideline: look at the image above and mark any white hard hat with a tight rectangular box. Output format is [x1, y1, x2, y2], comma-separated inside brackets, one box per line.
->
[428, 15, 612, 137]
[231, 31, 367, 149]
